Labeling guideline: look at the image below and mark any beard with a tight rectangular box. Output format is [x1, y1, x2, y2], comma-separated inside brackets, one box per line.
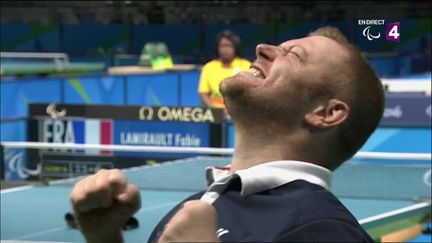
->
[220, 75, 302, 128]
[220, 75, 257, 122]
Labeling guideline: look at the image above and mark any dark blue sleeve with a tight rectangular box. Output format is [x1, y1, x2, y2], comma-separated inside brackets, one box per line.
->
[147, 192, 205, 243]
[275, 219, 374, 243]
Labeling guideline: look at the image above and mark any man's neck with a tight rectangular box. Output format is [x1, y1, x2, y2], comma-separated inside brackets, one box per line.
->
[229, 125, 309, 173]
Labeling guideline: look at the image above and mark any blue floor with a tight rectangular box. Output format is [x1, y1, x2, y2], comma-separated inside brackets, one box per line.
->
[1, 186, 194, 242]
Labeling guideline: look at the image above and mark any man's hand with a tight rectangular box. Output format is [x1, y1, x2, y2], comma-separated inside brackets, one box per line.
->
[158, 200, 220, 243]
[70, 169, 141, 243]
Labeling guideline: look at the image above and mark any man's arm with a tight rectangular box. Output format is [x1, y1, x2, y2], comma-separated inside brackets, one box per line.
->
[158, 200, 220, 243]
[70, 169, 141, 243]
[148, 192, 205, 243]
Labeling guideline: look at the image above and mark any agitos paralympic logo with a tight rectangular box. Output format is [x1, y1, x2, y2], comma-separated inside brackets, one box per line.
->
[358, 19, 400, 42]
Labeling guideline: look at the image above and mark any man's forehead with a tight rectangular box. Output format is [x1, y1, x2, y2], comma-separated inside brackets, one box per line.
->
[280, 36, 341, 49]
[279, 35, 349, 60]
[279, 37, 308, 47]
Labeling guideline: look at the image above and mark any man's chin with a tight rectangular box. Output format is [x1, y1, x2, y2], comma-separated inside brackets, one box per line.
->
[220, 77, 243, 99]
[220, 72, 262, 99]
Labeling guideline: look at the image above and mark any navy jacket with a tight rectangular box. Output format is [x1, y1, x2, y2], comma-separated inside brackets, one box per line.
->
[148, 180, 373, 242]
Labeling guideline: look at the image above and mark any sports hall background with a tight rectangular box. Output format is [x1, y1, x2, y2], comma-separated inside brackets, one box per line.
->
[0, 1, 431, 243]
[0, 0, 431, 181]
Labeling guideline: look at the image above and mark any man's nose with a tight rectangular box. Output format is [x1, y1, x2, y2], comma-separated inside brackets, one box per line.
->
[256, 44, 283, 62]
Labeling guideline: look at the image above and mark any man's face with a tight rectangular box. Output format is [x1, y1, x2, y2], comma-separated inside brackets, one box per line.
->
[220, 35, 350, 125]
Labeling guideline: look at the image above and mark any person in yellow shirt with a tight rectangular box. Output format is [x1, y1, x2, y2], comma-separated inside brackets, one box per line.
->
[198, 30, 251, 112]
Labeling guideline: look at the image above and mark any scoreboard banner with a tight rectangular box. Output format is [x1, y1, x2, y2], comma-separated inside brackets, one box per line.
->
[2, 103, 223, 181]
[28, 103, 223, 149]
[35, 119, 212, 152]
[29, 103, 224, 124]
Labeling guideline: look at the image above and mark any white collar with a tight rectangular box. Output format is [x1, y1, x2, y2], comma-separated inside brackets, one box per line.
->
[205, 160, 332, 197]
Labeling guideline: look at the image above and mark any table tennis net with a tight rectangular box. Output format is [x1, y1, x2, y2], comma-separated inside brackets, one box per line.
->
[0, 52, 69, 66]
[1, 144, 430, 201]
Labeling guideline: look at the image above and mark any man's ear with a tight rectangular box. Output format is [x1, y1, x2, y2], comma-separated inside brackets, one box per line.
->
[304, 99, 349, 128]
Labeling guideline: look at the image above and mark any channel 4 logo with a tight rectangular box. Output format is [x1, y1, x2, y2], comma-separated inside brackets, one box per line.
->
[386, 22, 400, 42]
[358, 19, 400, 42]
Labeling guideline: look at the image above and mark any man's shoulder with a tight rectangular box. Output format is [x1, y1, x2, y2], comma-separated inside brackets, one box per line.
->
[276, 218, 374, 242]
[264, 181, 372, 241]
[275, 180, 352, 217]
[213, 180, 372, 242]
[274, 180, 366, 230]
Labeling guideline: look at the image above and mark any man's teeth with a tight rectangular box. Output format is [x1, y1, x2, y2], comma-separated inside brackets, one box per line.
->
[246, 68, 264, 78]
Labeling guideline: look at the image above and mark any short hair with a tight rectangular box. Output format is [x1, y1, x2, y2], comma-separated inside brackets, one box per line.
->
[215, 30, 241, 57]
[308, 27, 385, 165]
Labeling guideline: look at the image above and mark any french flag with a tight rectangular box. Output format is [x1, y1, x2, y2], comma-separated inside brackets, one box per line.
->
[74, 119, 113, 155]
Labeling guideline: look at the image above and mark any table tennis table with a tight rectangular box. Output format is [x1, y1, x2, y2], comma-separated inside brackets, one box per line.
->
[0, 62, 105, 76]
[1, 156, 431, 243]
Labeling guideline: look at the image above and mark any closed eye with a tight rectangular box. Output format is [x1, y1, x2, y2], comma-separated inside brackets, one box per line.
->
[280, 44, 306, 62]
[289, 51, 300, 59]
[280, 46, 301, 60]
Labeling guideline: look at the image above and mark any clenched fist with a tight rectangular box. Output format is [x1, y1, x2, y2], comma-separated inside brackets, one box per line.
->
[70, 169, 141, 243]
[158, 200, 220, 243]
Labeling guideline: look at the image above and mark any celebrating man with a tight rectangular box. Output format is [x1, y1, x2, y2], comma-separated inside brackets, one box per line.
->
[71, 27, 384, 242]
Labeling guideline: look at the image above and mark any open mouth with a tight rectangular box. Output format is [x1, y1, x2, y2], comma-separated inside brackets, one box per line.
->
[244, 67, 265, 79]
